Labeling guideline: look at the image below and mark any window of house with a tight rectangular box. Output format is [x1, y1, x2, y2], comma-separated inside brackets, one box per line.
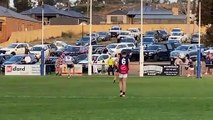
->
[111, 16, 123, 24]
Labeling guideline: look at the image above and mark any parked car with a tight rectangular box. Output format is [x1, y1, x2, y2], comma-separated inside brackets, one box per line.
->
[86, 33, 100, 41]
[170, 44, 199, 62]
[117, 31, 133, 42]
[107, 43, 129, 56]
[97, 32, 110, 41]
[120, 37, 137, 46]
[76, 36, 97, 46]
[0, 54, 13, 67]
[121, 48, 139, 61]
[1, 54, 38, 72]
[127, 28, 141, 40]
[92, 45, 105, 54]
[171, 28, 182, 33]
[44, 43, 58, 53]
[191, 33, 199, 43]
[155, 29, 169, 41]
[73, 54, 88, 64]
[144, 44, 172, 61]
[79, 54, 110, 71]
[109, 26, 122, 37]
[168, 32, 188, 43]
[142, 37, 157, 49]
[53, 41, 67, 50]
[30, 45, 50, 59]
[144, 31, 161, 41]
[0, 43, 31, 55]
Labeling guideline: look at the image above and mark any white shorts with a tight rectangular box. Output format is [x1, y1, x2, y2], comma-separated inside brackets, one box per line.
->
[119, 74, 128, 79]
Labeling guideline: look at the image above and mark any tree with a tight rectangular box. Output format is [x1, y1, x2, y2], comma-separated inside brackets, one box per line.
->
[0, 0, 9, 8]
[14, 0, 32, 12]
[197, 0, 213, 46]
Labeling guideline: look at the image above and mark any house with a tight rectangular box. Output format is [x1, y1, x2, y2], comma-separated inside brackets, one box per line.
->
[106, 9, 130, 24]
[106, 5, 187, 24]
[0, 6, 41, 43]
[128, 5, 187, 24]
[21, 4, 88, 25]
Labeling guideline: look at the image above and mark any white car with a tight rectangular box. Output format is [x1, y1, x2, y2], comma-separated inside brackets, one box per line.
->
[107, 43, 129, 56]
[30, 45, 50, 58]
[79, 54, 111, 71]
[127, 28, 141, 39]
[168, 32, 188, 43]
[53, 41, 67, 50]
[117, 31, 133, 40]
[171, 28, 182, 33]
[0, 43, 30, 55]
[109, 26, 122, 37]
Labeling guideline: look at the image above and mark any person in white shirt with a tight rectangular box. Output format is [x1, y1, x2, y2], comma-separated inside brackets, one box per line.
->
[24, 55, 31, 64]
[64, 55, 74, 78]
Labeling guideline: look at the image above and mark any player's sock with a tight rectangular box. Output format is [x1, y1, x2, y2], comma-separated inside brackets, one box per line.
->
[122, 92, 126, 97]
[119, 91, 123, 97]
[113, 80, 116, 83]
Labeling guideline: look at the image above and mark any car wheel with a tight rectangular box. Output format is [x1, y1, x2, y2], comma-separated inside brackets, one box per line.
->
[11, 52, 16, 55]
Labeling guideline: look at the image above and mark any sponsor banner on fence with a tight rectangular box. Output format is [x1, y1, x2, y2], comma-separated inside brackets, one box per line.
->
[5, 65, 41, 76]
[144, 65, 179, 76]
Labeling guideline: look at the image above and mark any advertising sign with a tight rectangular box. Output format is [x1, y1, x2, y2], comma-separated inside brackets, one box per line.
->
[144, 65, 179, 76]
[5, 65, 41, 76]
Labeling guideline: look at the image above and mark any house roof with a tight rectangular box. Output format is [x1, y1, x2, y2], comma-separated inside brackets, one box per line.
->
[21, 4, 87, 18]
[0, 6, 38, 22]
[134, 15, 187, 20]
[128, 6, 173, 15]
[128, 5, 186, 20]
[107, 9, 128, 15]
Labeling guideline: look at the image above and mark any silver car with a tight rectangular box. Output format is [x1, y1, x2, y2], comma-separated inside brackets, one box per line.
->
[170, 44, 198, 61]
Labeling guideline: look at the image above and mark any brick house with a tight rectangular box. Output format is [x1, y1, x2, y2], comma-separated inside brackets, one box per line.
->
[0, 6, 41, 43]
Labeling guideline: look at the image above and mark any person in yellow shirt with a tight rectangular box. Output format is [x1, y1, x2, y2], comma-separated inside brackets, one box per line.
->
[107, 56, 114, 76]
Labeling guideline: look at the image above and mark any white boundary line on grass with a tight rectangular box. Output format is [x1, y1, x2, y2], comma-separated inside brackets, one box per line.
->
[1, 95, 213, 100]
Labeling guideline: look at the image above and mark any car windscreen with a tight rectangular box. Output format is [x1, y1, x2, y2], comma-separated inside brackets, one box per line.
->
[80, 37, 90, 42]
[8, 44, 18, 48]
[8, 56, 23, 62]
[64, 46, 80, 52]
[145, 32, 154, 36]
[172, 29, 181, 32]
[168, 40, 179, 43]
[120, 32, 129, 35]
[192, 34, 199, 38]
[143, 38, 154, 42]
[31, 47, 42, 51]
[175, 46, 189, 51]
[98, 32, 107, 35]
[172, 32, 182, 36]
[146, 45, 159, 50]
[120, 38, 134, 43]
[107, 44, 117, 49]
[111, 28, 120, 30]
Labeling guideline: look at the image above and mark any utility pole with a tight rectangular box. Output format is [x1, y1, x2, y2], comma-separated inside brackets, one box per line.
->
[187, 0, 191, 35]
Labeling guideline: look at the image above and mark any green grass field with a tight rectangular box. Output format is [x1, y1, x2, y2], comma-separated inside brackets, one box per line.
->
[0, 76, 213, 120]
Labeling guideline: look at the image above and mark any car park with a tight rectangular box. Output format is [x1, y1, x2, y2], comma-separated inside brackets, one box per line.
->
[144, 31, 161, 42]
[76, 36, 97, 46]
[117, 31, 133, 42]
[97, 32, 110, 41]
[155, 29, 169, 41]
[0, 54, 13, 68]
[30, 45, 50, 59]
[0, 43, 31, 55]
[92, 45, 105, 54]
[109, 26, 122, 37]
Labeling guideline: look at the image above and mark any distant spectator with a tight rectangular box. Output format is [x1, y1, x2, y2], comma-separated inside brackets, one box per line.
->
[205, 52, 212, 75]
[24, 55, 31, 64]
[25, 46, 29, 54]
[107, 56, 114, 76]
[93, 57, 98, 74]
[45, 57, 52, 75]
[101, 60, 106, 74]
[185, 57, 194, 77]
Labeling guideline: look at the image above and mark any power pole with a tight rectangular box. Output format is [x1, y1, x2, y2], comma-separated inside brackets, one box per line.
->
[186, 0, 191, 35]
